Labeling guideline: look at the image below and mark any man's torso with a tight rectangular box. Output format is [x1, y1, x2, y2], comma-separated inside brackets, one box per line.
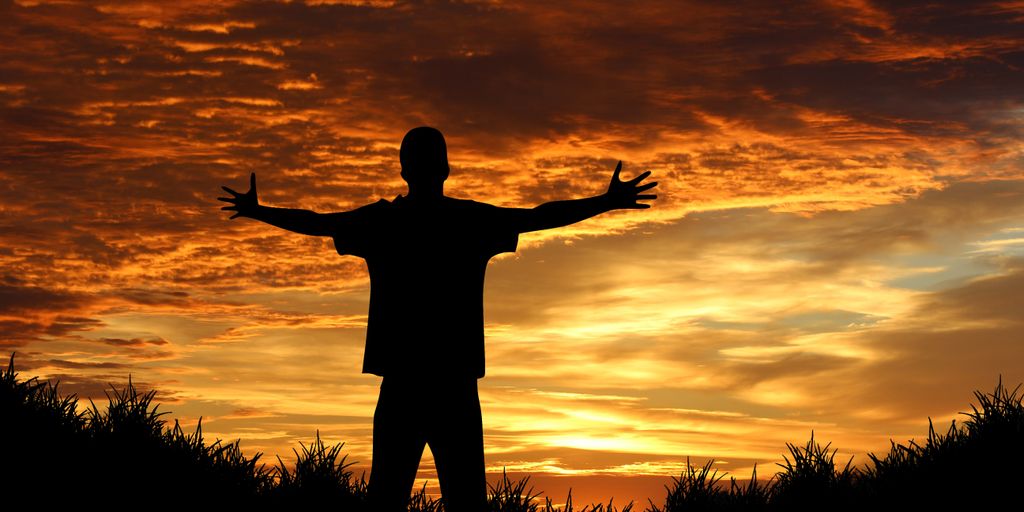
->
[333, 195, 518, 379]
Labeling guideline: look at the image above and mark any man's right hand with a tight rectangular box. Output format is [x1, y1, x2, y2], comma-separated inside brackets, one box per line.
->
[218, 172, 260, 220]
[604, 161, 657, 210]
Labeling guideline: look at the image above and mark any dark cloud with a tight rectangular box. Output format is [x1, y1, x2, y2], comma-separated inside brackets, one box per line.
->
[879, 1, 1024, 39]
[0, 319, 50, 348]
[0, 280, 105, 348]
[114, 288, 191, 306]
[96, 336, 169, 347]
[0, 281, 87, 313]
[44, 316, 104, 336]
[45, 358, 130, 369]
[43, 373, 182, 405]
[748, 56, 1024, 139]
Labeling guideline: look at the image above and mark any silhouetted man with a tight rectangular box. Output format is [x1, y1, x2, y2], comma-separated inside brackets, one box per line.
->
[218, 126, 657, 511]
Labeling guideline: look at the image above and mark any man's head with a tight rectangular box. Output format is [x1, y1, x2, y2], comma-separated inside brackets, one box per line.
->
[400, 126, 449, 188]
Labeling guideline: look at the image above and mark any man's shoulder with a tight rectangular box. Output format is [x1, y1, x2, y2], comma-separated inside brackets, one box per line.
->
[352, 196, 398, 215]
[331, 197, 393, 233]
[444, 196, 501, 211]
[331, 197, 397, 257]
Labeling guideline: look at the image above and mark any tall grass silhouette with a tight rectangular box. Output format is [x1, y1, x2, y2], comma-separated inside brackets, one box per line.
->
[3, 350, 1021, 510]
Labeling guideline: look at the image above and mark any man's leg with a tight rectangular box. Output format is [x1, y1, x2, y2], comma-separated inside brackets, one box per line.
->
[429, 378, 488, 512]
[367, 377, 427, 512]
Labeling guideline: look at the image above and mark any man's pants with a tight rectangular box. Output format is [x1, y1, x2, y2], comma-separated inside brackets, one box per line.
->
[367, 375, 488, 511]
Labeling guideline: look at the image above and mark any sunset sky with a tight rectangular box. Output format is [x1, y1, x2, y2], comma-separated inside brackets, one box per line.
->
[3, 0, 1024, 506]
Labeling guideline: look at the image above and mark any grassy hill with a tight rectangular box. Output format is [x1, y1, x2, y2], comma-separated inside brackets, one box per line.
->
[2, 351, 1021, 510]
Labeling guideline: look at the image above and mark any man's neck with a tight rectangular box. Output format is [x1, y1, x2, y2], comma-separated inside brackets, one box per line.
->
[405, 185, 445, 202]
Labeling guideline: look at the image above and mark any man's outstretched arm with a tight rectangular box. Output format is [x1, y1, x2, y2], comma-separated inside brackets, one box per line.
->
[217, 172, 346, 236]
[505, 161, 657, 233]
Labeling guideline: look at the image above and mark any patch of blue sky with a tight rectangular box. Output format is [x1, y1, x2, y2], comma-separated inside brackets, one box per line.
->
[696, 310, 886, 334]
[883, 253, 994, 291]
[884, 224, 1024, 292]
[965, 226, 1024, 257]
[776, 310, 886, 333]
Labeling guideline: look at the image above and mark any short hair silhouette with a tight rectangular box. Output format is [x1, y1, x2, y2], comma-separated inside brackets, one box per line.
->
[400, 126, 450, 185]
